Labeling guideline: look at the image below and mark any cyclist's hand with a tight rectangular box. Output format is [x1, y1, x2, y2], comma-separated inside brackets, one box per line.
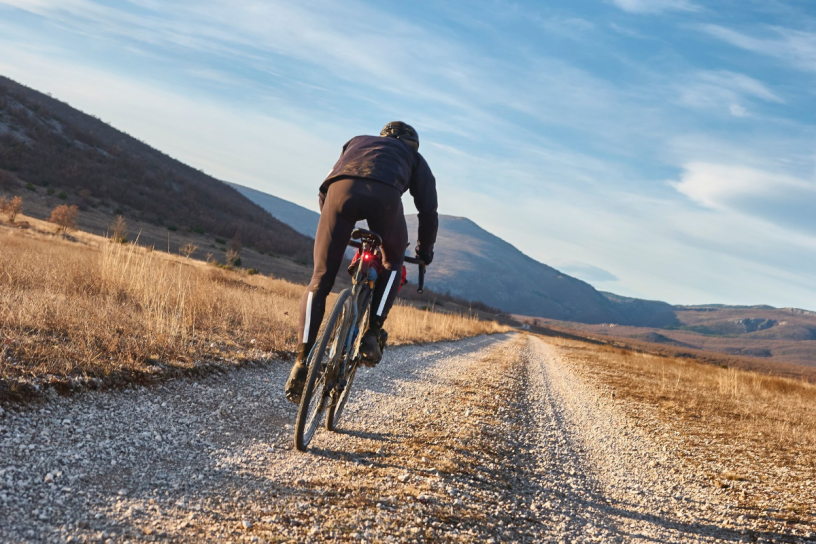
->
[415, 246, 433, 265]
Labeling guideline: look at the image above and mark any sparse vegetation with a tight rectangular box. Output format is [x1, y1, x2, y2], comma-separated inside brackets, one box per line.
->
[0, 222, 508, 398]
[225, 249, 241, 267]
[179, 242, 198, 259]
[0, 195, 22, 223]
[49, 204, 79, 233]
[548, 335, 816, 517]
[553, 337, 816, 455]
[109, 214, 127, 243]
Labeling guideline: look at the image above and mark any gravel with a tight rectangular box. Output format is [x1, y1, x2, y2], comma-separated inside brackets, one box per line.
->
[0, 333, 810, 543]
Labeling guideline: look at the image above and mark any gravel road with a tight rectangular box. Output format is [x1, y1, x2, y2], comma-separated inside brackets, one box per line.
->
[0, 333, 811, 543]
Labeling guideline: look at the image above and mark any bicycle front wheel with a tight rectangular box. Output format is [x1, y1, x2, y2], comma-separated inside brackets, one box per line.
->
[326, 286, 371, 432]
[294, 289, 353, 451]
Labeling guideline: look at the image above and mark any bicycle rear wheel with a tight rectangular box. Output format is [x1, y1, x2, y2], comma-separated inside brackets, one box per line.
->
[294, 289, 352, 451]
[326, 287, 371, 432]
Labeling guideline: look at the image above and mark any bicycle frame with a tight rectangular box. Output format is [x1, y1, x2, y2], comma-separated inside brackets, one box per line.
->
[336, 236, 380, 380]
[295, 227, 429, 448]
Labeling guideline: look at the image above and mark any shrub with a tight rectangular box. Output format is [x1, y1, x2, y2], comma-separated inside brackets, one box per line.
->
[227, 236, 243, 267]
[191, 226, 205, 235]
[167, 225, 178, 232]
[57, 191, 67, 200]
[46, 188, 55, 196]
[180, 243, 198, 259]
[246, 268, 259, 275]
[225, 249, 241, 267]
[214, 237, 226, 244]
[25, 182, 35, 192]
[49, 204, 79, 233]
[0, 195, 22, 223]
[109, 215, 128, 243]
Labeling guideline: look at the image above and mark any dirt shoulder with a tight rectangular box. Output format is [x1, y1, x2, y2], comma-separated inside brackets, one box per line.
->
[544, 335, 816, 541]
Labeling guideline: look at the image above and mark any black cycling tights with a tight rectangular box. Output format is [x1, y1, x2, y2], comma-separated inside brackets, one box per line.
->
[298, 177, 408, 346]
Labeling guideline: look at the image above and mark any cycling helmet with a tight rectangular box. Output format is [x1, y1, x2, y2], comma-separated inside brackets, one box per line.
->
[380, 121, 419, 150]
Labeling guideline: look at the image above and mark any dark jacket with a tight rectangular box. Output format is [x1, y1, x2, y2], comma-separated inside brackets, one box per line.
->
[320, 135, 438, 255]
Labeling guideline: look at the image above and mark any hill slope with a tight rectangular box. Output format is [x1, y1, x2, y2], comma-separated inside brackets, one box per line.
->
[0, 76, 312, 261]
[228, 183, 319, 238]
[406, 215, 677, 325]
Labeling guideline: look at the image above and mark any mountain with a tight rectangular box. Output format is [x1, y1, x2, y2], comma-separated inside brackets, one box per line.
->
[405, 215, 678, 325]
[228, 183, 319, 238]
[0, 76, 313, 261]
[230, 182, 676, 326]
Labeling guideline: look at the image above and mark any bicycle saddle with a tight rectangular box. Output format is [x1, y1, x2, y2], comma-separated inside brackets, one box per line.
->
[351, 228, 382, 247]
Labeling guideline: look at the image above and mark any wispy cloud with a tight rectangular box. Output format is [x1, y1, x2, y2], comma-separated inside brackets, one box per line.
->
[696, 71, 783, 103]
[671, 162, 816, 234]
[676, 70, 783, 118]
[610, 0, 699, 15]
[702, 24, 816, 73]
[556, 262, 619, 283]
[729, 104, 747, 117]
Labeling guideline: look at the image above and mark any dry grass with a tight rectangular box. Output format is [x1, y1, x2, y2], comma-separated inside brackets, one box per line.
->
[547, 335, 816, 520]
[552, 338, 816, 459]
[0, 220, 508, 396]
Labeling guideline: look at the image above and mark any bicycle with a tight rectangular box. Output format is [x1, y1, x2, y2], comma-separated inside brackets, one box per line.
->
[293, 228, 426, 451]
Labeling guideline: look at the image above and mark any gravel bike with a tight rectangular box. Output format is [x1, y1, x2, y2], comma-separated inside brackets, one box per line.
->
[294, 228, 426, 451]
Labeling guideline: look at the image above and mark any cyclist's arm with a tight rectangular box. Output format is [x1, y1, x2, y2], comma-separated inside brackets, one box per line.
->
[409, 154, 438, 263]
[318, 139, 354, 213]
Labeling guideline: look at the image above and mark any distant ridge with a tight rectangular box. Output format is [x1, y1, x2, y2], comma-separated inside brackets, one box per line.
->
[405, 215, 678, 326]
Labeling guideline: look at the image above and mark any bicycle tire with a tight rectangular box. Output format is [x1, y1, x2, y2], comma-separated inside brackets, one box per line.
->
[294, 289, 353, 451]
[326, 288, 371, 431]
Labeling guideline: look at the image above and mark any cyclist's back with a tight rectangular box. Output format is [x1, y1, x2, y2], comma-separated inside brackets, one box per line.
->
[285, 122, 438, 403]
[322, 134, 425, 197]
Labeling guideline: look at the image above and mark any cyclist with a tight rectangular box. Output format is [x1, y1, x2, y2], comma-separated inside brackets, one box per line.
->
[285, 122, 438, 404]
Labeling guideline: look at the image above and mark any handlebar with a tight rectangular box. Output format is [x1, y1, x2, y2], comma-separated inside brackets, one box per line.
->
[347, 240, 426, 293]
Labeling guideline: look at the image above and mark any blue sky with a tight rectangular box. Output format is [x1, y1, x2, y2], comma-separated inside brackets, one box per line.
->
[1, 0, 815, 309]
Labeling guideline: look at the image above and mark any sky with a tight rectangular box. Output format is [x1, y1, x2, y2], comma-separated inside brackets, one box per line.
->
[0, 0, 814, 309]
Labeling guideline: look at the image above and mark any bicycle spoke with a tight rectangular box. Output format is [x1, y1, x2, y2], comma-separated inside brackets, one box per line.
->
[294, 289, 353, 451]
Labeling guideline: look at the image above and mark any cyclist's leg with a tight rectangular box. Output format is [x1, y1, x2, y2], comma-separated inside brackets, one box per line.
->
[287, 179, 359, 401]
[359, 189, 407, 364]
[297, 180, 360, 348]
[368, 202, 407, 326]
